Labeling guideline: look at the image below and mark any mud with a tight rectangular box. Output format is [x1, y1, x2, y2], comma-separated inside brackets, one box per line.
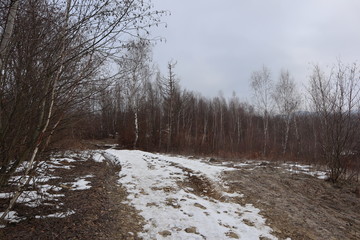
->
[221, 161, 360, 240]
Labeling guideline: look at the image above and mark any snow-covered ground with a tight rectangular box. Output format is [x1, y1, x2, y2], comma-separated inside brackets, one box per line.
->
[282, 163, 328, 179]
[0, 152, 92, 226]
[105, 149, 277, 240]
[220, 160, 328, 180]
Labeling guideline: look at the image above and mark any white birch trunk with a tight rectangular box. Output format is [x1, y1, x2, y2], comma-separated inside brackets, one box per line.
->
[0, 0, 19, 70]
[282, 115, 291, 155]
[0, 0, 19, 132]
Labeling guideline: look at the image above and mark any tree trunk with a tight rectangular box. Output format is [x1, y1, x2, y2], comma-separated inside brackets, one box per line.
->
[134, 109, 139, 149]
[0, 0, 19, 70]
[0, 0, 19, 134]
[263, 111, 269, 157]
[282, 115, 291, 155]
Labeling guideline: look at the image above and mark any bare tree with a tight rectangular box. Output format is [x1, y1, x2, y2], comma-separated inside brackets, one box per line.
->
[117, 40, 152, 148]
[309, 62, 360, 182]
[158, 61, 179, 152]
[272, 70, 300, 156]
[250, 66, 274, 156]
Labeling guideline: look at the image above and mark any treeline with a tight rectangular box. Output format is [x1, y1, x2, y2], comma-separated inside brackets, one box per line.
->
[81, 42, 360, 183]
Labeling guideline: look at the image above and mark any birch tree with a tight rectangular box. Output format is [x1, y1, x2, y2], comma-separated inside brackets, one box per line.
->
[0, 0, 19, 71]
[117, 40, 152, 148]
[250, 66, 274, 156]
[273, 70, 300, 156]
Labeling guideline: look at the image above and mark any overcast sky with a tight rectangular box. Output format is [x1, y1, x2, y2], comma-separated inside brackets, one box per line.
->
[150, 0, 360, 101]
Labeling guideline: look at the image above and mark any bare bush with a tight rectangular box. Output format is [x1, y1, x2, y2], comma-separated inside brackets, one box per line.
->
[309, 62, 360, 182]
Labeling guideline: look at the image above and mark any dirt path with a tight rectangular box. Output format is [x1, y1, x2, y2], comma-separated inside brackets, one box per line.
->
[104, 150, 277, 239]
[221, 161, 360, 240]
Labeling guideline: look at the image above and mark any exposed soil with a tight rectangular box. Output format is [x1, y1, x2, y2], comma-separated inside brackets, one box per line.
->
[0, 151, 144, 240]
[220, 161, 360, 240]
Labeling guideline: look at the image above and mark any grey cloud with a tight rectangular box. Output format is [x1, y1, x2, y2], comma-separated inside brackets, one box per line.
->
[151, 0, 360, 100]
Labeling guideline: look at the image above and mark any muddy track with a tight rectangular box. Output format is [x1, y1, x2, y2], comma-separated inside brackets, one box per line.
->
[221, 162, 360, 240]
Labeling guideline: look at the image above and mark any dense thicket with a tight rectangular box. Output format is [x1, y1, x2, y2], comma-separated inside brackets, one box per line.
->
[0, 0, 164, 219]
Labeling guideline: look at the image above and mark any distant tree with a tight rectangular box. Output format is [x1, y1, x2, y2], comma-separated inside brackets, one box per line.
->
[212, 94, 227, 153]
[229, 92, 245, 153]
[272, 70, 300, 156]
[117, 40, 152, 149]
[158, 61, 180, 151]
[250, 66, 274, 156]
[199, 98, 211, 150]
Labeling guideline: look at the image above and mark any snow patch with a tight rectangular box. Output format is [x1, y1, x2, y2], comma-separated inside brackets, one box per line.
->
[283, 163, 328, 179]
[0, 211, 26, 223]
[71, 177, 92, 190]
[92, 152, 105, 162]
[0, 151, 86, 226]
[35, 210, 75, 219]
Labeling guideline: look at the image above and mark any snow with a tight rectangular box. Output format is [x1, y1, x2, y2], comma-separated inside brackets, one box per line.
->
[35, 210, 75, 219]
[0, 193, 11, 199]
[283, 163, 328, 179]
[0, 152, 86, 225]
[221, 191, 244, 198]
[103, 152, 121, 165]
[0, 183, 65, 208]
[51, 157, 76, 163]
[71, 177, 92, 190]
[45, 156, 78, 170]
[224, 159, 328, 180]
[234, 162, 253, 167]
[105, 149, 277, 240]
[0, 211, 26, 224]
[47, 163, 72, 170]
[92, 151, 105, 162]
[15, 186, 65, 208]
